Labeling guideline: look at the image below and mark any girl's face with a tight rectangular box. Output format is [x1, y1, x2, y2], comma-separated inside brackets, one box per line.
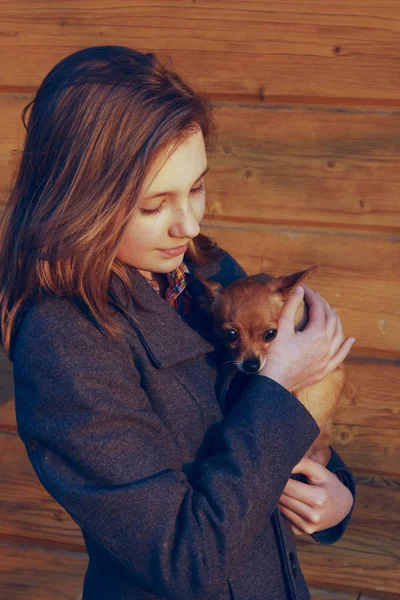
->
[116, 127, 208, 280]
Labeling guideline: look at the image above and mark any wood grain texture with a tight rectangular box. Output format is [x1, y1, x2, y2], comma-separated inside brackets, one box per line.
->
[0, 1, 400, 102]
[331, 424, 400, 478]
[359, 594, 400, 600]
[309, 587, 358, 599]
[0, 541, 86, 600]
[298, 543, 400, 598]
[208, 103, 400, 231]
[337, 361, 400, 430]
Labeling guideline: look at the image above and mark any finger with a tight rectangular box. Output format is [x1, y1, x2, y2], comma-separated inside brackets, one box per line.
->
[301, 285, 326, 333]
[278, 285, 305, 333]
[315, 292, 336, 341]
[290, 524, 305, 536]
[328, 312, 344, 356]
[334, 311, 343, 338]
[326, 337, 356, 372]
[279, 510, 305, 536]
[282, 517, 306, 536]
[282, 479, 327, 508]
[279, 493, 322, 524]
[291, 457, 328, 485]
[309, 446, 332, 466]
[278, 504, 315, 535]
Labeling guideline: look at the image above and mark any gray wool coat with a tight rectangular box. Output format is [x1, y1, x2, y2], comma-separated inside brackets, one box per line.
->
[12, 247, 356, 600]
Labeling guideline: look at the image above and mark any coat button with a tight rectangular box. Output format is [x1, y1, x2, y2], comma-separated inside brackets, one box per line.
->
[289, 552, 297, 578]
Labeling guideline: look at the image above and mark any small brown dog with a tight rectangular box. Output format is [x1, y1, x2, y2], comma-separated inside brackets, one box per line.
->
[195, 264, 346, 467]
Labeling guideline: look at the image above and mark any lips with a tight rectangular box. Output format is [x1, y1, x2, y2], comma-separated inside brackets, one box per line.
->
[160, 244, 187, 251]
[158, 243, 188, 257]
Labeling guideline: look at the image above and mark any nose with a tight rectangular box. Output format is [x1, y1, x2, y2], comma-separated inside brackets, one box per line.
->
[168, 203, 201, 240]
[242, 358, 261, 374]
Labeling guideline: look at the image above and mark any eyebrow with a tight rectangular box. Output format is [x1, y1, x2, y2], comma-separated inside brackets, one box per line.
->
[143, 166, 209, 200]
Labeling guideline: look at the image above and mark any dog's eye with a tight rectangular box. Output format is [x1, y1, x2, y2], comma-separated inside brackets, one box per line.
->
[223, 329, 238, 342]
[264, 329, 277, 342]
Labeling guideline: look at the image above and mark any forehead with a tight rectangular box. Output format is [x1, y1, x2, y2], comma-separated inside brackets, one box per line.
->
[142, 128, 207, 197]
[216, 284, 285, 324]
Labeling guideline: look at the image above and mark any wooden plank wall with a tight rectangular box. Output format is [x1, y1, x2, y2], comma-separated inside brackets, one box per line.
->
[0, 1, 399, 598]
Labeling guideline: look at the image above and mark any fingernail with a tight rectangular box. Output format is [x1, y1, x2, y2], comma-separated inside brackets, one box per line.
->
[350, 338, 356, 344]
[295, 286, 304, 294]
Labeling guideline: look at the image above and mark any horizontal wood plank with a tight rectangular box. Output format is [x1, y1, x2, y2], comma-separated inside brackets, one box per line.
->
[337, 361, 400, 430]
[309, 587, 358, 599]
[359, 594, 400, 600]
[0, 541, 86, 600]
[298, 543, 400, 598]
[331, 424, 400, 478]
[208, 103, 400, 231]
[0, 2, 400, 102]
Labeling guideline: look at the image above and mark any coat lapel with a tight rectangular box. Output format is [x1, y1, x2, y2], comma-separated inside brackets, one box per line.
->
[109, 261, 220, 369]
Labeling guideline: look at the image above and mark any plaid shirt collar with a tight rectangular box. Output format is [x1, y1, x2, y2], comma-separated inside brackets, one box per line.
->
[145, 261, 192, 315]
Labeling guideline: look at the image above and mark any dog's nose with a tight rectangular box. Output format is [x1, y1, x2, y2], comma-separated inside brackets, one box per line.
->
[242, 359, 260, 374]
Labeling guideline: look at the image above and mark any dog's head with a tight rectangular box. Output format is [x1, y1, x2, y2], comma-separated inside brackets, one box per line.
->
[195, 264, 319, 374]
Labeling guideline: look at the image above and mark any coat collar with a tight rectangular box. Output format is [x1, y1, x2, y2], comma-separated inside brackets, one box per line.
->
[109, 257, 222, 369]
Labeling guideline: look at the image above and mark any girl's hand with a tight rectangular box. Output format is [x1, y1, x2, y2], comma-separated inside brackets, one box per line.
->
[259, 285, 355, 395]
[278, 457, 354, 536]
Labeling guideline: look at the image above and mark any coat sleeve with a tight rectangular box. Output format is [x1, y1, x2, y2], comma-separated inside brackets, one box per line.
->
[12, 297, 321, 600]
[310, 446, 356, 545]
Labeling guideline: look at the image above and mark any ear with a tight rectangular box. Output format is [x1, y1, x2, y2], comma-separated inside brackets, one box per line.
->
[273, 263, 320, 297]
[194, 270, 223, 315]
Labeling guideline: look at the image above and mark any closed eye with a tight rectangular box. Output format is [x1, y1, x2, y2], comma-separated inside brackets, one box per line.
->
[140, 181, 205, 215]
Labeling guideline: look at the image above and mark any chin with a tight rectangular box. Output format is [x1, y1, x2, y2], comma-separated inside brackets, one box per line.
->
[160, 254, 184, 262]
[149, 256, 183, 272]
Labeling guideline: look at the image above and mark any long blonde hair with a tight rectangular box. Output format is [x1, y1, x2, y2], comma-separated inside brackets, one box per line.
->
[0, 45, 221, 359]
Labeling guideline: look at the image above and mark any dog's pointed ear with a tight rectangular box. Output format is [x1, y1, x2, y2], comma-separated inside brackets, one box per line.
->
[193, 270, 223, 315]
[273, 263, 320, 297]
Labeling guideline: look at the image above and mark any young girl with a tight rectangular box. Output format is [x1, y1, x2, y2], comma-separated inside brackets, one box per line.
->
[0, 46, 356, 600]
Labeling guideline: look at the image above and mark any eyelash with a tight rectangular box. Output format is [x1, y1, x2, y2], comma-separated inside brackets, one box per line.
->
[140, 181, 205, 215]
